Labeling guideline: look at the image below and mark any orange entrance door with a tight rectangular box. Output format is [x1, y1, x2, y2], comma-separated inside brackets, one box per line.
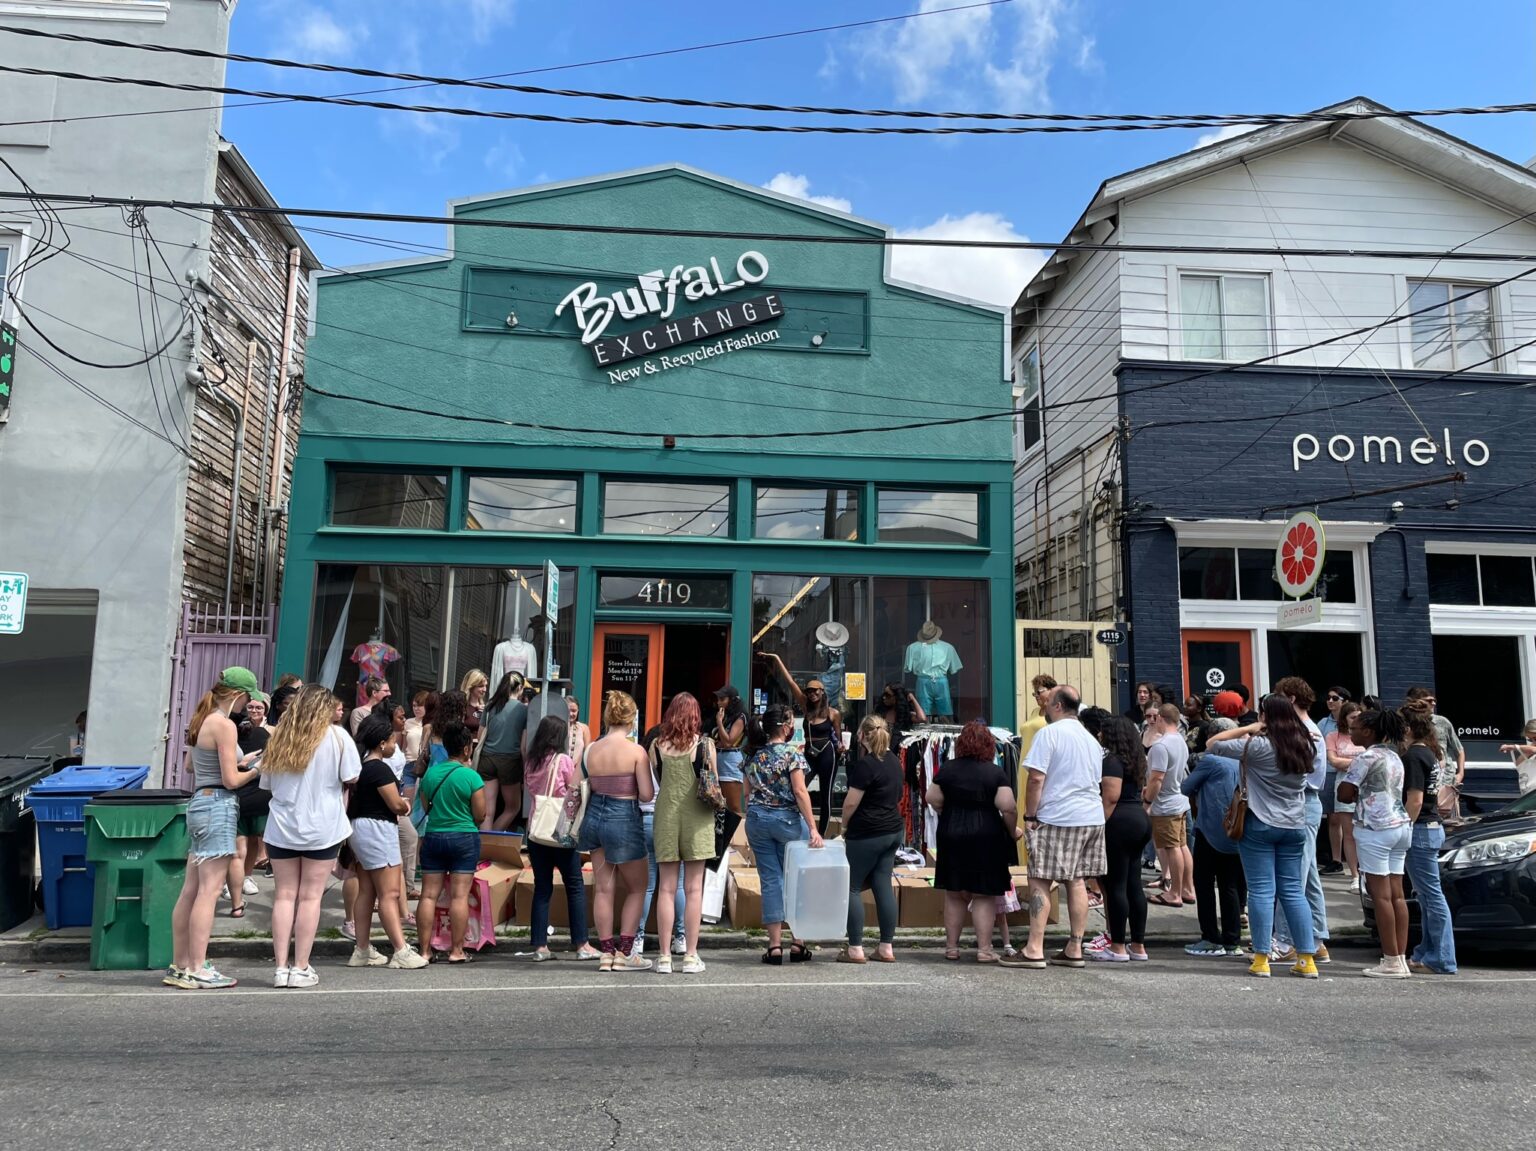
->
[591, 623, 665, 736]
[1182, 629, 1254, 703]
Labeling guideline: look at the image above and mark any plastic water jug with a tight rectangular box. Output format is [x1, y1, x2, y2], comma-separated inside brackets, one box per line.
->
[783, 839, 849, 940]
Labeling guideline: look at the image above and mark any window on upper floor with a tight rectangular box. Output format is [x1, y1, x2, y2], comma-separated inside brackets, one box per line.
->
[0, 241, 12, 317]
[1178, 273, 1272, 360]
[1426, 551, 1536, 607]
[1014, 342, 1042, 456]
[1408, 280, 1494, 371]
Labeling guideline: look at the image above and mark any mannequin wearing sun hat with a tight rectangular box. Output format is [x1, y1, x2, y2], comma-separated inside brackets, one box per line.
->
[904, 621, 962, 722]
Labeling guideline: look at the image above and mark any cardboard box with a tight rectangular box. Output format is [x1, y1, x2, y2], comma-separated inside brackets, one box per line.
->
[730, 820, 750, 852]
[512, 864, 596, 930]
[727, 841, 754, 869]
[728, 869, 763, 928]
[895, 869, 945, 928]
[478, 862, 520, 924]
[480, 831, 524, 866]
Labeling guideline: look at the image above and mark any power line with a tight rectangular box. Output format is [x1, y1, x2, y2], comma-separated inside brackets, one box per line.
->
[0, 2, 1020, 132]
[6, 21, 1535, 132]
[6, 189, 1536, 263]
[3, 61, 1536, 137]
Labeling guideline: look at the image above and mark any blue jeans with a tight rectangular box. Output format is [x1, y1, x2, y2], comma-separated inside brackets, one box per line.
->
[526, 840, 589, 950]
[1407, 823, 1457, 973]
[640, 809, 686, 945]
[1238, 813, 1315, 955]
[746, 805, 810, 926]
[1275, 790, 1329, 945]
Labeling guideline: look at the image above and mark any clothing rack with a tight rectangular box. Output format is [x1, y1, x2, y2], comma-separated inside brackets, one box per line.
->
[897, 725, 1019, 854]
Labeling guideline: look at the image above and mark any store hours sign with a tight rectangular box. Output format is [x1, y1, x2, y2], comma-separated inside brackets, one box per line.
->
[556, 251, 787, 377]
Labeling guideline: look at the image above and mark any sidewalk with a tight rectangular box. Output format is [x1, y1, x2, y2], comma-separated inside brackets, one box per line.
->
[0, 866, 1372, 965]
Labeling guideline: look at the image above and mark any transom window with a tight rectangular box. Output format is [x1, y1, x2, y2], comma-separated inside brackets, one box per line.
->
[754, 486, 860, 541]
[1408, 280, 1494, 371]
[1179, 273, 1272, 360]
[601, 480, 731, 538]
[876, 489, 980, 545]
[1179, 546, 1355, 603]
[331, 471, 447, 529]
[1427, 552, 1536, 607]
[465, 475, 577, 534]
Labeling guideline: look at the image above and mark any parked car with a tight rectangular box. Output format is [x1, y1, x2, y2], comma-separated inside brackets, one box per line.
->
[1363, 788, 1536, 953]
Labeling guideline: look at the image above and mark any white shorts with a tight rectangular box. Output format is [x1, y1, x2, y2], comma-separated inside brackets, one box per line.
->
[1354, 823, 1412, 876]
[351, 817, 403, 871]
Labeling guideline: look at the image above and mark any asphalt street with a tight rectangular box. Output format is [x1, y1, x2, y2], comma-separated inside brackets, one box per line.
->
[1, 945, 1534, 1150]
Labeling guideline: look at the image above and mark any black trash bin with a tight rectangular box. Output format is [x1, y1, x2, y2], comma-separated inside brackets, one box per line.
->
[1, 759, 54, 932]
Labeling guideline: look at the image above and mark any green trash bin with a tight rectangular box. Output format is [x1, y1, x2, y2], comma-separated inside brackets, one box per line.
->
[0, 759, 53, 933]
[84, 789, 191, 971]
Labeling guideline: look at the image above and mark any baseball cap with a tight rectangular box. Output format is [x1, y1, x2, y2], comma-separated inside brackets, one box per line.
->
[1211, 690, 1244, 719]
[219, 666, 268, 703]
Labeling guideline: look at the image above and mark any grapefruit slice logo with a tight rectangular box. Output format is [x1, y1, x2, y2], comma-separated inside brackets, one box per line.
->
[1276, 513, 1325, 596]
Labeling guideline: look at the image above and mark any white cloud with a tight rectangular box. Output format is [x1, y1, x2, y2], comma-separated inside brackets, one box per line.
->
[289, 9, 364, 56]
[466, 0, 516, 43]
[483, 135, 525, 185]
[891, 211, 1044, 307]
[858, 0, 1087, 111]
[762, 173, 853, 214]
[1192, 123, 1262, 151]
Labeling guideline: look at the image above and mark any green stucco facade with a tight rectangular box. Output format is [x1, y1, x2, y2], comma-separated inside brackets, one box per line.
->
[276, 165, 1014, 724]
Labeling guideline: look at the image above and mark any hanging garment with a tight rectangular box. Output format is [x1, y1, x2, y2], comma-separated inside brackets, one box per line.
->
[349, 640, 401, 705]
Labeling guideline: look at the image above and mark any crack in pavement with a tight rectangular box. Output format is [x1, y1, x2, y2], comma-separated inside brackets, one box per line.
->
[599, 1097, 621, 1150]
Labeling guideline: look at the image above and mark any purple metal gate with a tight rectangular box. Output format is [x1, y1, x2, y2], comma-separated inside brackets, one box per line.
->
[164, 603, 275, 787]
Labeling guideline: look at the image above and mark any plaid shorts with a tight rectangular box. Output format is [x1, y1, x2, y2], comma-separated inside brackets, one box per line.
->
[1028, 822, 1107, 881]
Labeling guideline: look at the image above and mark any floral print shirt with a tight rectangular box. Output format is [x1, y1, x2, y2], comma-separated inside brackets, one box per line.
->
[1343, 744, 1410, 831]
[746, 742, 807, 810]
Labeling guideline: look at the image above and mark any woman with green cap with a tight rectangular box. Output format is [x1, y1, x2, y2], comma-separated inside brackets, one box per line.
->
[166, 667, 263, 990]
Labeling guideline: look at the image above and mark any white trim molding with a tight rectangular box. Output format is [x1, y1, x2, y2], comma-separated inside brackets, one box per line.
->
[1425, 540, 1536, 558]
[1164, 518, 1389, 546]
[0, 0, 170, 21]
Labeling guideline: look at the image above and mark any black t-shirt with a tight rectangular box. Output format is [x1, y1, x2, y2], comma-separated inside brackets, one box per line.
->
[348, 758, 401, 823]
[1102, 752, 1141, 806]
[844, 751, 903, 838]
[1403, 744, 1440, 822]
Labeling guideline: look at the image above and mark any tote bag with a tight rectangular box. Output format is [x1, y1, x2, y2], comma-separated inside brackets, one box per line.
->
[528, 751, 589, 849]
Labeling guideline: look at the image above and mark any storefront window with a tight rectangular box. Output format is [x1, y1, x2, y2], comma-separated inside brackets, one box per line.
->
[1266, 632, 1366, 719]
[465, 476, 578, 534]
[330, 471, 448, 529]
[876, 490, 980, 545]
[602, 480, 731, 538]
[753, 486, 860, 541]
[450, 566, 578, 686]
[307, 564, 576, 697]
[1181, 546, 1354, 602]
[1427, 552, 1536, 607]
[307, 564, 447, 699]
[1432, 635, 1526, 745]
[873, 577, 990, 723]
[751, 574, 867, 718]
[1179, 547, 1237, 600]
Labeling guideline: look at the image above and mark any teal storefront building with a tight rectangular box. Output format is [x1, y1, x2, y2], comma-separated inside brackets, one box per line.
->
[275, 165, 1015, 731]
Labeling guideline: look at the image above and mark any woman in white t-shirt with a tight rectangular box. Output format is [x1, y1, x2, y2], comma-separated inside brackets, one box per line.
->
[261, 684, 362, 989]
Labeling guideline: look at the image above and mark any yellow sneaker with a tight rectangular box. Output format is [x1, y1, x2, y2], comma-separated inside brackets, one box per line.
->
[1248, 954, 1271, 978]
[1291, 954, 1319, 979]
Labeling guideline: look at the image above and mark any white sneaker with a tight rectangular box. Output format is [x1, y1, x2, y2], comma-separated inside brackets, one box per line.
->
[614, 954, 653, 973]
[347, 946, 388, 968]
[681, 953, 706, 974]
[287, 966, 320, 988]
[671, 936, 686, 955]
[1362, 955, 1410, 980]
[341, 920, 356, 941]
[655, 955, 672, 974]
[629, 935, 646, 959]
[242, 876, 260, 895]
[221, 883, 230, 900]
[386, 946, 430, 970]
[189, 964, 237, 989]
[273, 966, 290, 988]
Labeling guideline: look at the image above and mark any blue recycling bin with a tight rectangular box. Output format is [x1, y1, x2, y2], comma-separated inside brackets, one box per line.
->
[26, 766, 150, 928]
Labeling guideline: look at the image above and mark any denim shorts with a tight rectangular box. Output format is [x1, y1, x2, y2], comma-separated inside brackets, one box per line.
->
[186, 790, 238, 862]
[419, 831, 481, 875]
[578, 793, 646, 864]
[716, 749, 745, 784]
[1354, 823, 1412, 876]
[350, 817, 403, 871]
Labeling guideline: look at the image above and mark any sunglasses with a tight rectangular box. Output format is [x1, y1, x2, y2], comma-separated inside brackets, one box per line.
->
[1327, 694, 1343, 702]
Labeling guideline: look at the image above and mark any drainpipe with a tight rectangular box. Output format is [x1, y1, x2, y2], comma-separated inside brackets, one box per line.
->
[266, 246, 303, 610]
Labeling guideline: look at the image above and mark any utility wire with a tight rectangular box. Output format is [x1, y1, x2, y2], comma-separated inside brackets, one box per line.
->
[5, 189, 1536, 263]
[3, 62, 1536, 136]
[3, 22, 1532, 131]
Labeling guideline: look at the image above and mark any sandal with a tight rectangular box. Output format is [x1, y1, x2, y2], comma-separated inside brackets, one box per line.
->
[944, 948, 961, 961]
[836, 948, 867, 965]
[788, 942, 813, 963]
[872, 951, 897, 963]
[976, 951, 1000, 964]
[447, 953, 475, 965]
[1150, 894, 1185, 908]
[227, 905, 245, 919]
[761, 946, 785, 966]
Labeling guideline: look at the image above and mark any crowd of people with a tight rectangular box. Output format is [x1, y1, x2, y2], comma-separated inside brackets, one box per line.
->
[162, 660, 1466, 989]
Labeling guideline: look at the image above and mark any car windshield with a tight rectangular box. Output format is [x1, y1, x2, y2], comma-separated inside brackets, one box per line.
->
[1500, 790, 1536, 815]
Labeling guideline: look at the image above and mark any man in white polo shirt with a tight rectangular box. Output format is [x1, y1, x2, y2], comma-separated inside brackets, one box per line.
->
[1001, 685, 1106, 970]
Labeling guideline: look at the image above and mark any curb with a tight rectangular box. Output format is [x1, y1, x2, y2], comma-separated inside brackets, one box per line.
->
[0, 926, 1375, 967]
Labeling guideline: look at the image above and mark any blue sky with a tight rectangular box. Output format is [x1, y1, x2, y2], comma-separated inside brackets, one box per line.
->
[224, 0, 1536, 305]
